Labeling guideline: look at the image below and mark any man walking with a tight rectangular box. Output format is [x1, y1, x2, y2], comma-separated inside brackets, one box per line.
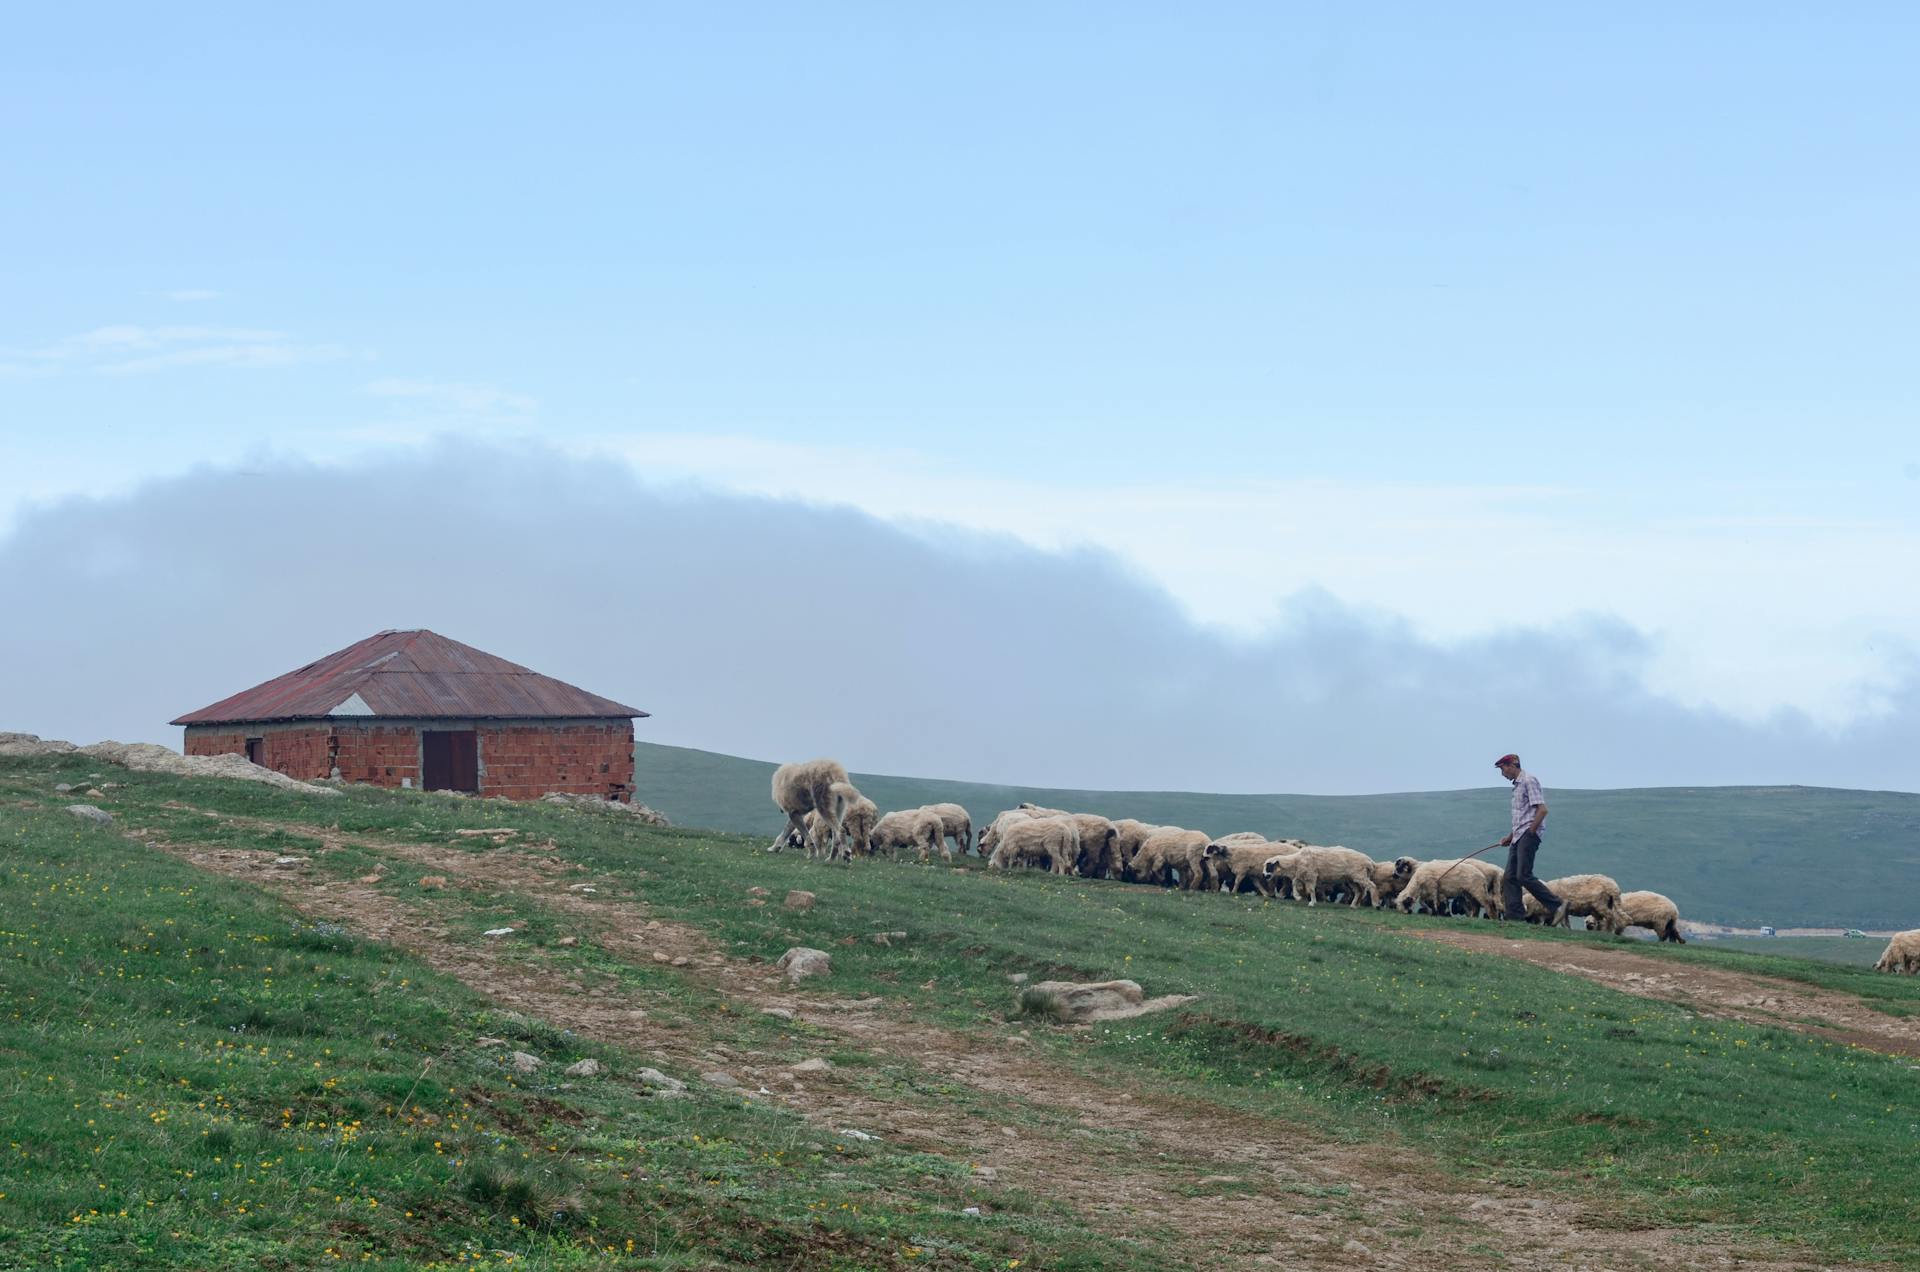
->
[1495, 753, 1564, 923]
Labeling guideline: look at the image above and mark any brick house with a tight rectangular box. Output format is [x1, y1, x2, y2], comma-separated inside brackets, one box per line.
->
[171, 629, 647, 801]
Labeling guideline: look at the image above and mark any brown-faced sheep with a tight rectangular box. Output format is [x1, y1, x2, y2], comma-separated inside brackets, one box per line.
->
[914, 802, 973, 856]
[1131, 828, 1212, 889]
[1397, 858, 1503, 919]
[989, 816, 1081, 875]
[1595, 890, 1686, 943]
[1875, 930, 1920, 974]
[1524, 874, 1622, 928]
[870, 809, 949, 863]
[769, 758, 850, 851]
[1290, 846, 1378, 907]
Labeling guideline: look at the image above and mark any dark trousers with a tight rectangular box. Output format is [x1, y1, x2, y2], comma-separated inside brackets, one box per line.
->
[1502, 831, 1561, 920]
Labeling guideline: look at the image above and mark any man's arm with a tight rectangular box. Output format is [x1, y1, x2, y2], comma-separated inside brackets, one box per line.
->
[1529, 801, 1547, 834]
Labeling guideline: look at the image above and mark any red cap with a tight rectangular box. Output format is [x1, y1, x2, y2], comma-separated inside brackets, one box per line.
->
[1494, 753, 1520, 767]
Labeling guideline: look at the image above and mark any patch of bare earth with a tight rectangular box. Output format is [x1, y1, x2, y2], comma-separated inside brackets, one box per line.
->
[134, 817, 1854, 1271]
[1406, 928, 1920, 1059]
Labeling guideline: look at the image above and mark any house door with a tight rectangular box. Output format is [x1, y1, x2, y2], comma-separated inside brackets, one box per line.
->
[245, 738, 264, 766]
[421, 730, 479, 793]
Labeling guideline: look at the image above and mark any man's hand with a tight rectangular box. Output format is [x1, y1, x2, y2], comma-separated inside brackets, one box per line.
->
[1498, 834, 1512, 847]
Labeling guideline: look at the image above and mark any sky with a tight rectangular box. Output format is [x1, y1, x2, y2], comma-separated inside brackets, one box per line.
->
[2, 5, 1916, 792]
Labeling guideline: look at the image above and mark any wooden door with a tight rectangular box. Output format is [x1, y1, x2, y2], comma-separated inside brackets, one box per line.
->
[245, 738, 264, 766]
[422, 730, 479, 793]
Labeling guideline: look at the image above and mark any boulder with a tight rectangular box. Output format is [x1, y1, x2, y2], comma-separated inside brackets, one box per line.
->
[775, 947, 832, 983]
[64, 804, 113, 825]
[1020, 979, 1198, 1024]
[563, 1058, 602, 1078]
[791, 1057, 833, 1075]
[783, 890, 816, 912]
[635, 1067, 686, 1095]
[507, 1051, 542, 1074]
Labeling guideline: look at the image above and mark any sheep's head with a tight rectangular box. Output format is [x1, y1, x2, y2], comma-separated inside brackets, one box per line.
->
[1261, 854, 1285, 878]
[1202, 842, 1230, 861]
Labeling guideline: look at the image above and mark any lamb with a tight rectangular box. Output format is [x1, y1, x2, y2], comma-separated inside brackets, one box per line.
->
[1524, 874, 1623, 929]
[1396, 857, 1502, 919]
[1290, 845, 1378, 907]
[1595, 891, 1686, 943]
[914, 802, 973, 857]
[988, 816, 1080, 875]
[1875, 930, 1920, 975]
[870, 809, 950, 863]
[802, 809, 838, 860]
[1131, 828, 1212, 889]
[769, 758, 850, 852]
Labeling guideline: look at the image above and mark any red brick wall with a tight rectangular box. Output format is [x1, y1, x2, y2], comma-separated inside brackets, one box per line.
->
[477, 722, 634, 802]
[184, 726, 331, 780]
[330, 725, 422, 788]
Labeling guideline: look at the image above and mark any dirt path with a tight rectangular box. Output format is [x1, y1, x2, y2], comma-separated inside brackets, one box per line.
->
[135, 815, 1854, 1271]
[1407, 928, 1920, 1059]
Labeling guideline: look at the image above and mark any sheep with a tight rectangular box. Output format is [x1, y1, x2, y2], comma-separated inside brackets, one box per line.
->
[1875, 930, 1920, 975]
[1259, 847, 1307, 899]
[978, 808, 1040, 857]
[802, 809, 838, 860]
[769, 758, 850, 852]
[1396, 857, 1503, 919]
[1290, 845, 1378, 907]
[1110, 819, 1164, 881]
[1131, 828, 1213, 889]
[914, 802, 973, 857]
[989, 816, 1080, 875]
[1204, 838, 1300, 897]
[1594, 891, 1686, 943]
[1523, 874, 1623, 929]
[1367, 856, 1418, 908]
[1060, 814, 1120, 878]
[870, 809, 949, 863]
[1017, 801, 1074, 817]
[834, 788, 879, 860]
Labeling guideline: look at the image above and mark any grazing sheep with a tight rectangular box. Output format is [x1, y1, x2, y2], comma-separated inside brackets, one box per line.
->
[1291, 846, 1378, 907]
[1367, 857, 1418, 908]
[979, 808, 1040, 857]
[802, 809, 837, 860]
[1595, 891, 1686, 943]
[1397, 858, 1503, 919]
[871, 809, 950, 863]
[769, 759, 850, 852]
[835, 789, 879, 860]
[989, 816, 1081, 875]
[1205, 839, 1300, 897]
[913, 802, 973, 857]
[1059, 814, 1120, 878]
[1110, 820, 1163, 880]
[1259, 847, 1308, 900]
[1875, 930, 1920, 975]
[1017, 801, 1074, 817]
[1130, 828, 1213, 889]
[1524, 874, 1623, 929]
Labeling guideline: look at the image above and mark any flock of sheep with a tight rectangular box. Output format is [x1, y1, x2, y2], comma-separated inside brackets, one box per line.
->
[766, 758, 1689, 942]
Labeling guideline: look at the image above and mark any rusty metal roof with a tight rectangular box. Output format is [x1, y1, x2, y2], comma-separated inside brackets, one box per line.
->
[170, 630, 648, 725]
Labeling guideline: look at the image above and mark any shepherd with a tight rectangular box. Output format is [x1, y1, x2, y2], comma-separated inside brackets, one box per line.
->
[1495, 753, 1566, 924]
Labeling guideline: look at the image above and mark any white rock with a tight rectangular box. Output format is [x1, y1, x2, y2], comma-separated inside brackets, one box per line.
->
[761, 1007, 795, 1020]
[507, 1051, 542, 1074]
[701, 1071, 740, 1088]
[635, 1067, 686, 1094]
[482, 927, 517, 938]
[791, 1057, 833, 1075]
[563, 1058, 602, 1077]
[775, 947, 832, 983]
[64, 804, 113, 825]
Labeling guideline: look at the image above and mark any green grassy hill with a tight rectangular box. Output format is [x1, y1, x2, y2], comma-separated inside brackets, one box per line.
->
[630, 741, 1920, 931]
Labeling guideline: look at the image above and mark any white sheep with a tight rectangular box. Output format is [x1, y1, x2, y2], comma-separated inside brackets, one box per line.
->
[1367, 857, 1418, 909]
[979, 808, 1040, 857]
[1205, 838, 1300, 897]
[1290, 845, 1378, 907]
[988, 816, 1081, 875]
[1523, 875, 1622, 929]
[1110, 820, 1163, 880]
[769, 758, 850, 852]
[1131, 828, 1212, 889]
[1593, 891, 1686, 943]
[914, 802, 973, 856]
[1396, 858, 1502, 919]
[870, 809, 949, 863]
[834, 788, 879, 860]
[1874, 930, 1920, 974]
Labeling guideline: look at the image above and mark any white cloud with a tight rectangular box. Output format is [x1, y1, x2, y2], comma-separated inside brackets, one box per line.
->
[0, 324, 348, 377]
[365, 377, 538, 417]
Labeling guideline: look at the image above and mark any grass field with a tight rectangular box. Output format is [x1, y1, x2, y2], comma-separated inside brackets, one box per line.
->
[627, 740, 1920, 931]
[6, 751, 1920, 1268]
[1705, 936, 1887, 968]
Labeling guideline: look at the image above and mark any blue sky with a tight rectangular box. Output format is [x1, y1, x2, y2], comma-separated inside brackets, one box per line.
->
[3, 5, 1917, 771]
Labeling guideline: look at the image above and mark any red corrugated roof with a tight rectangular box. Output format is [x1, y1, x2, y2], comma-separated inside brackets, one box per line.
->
[170, 630, 648, 725]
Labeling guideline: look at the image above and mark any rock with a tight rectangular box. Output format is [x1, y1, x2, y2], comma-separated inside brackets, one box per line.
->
[0, 733, 77, 757]
[419, 876, 448, 890]
[837, 1128, 878, 1142]
[701, 1071, 740, 1088]
[869, 930, 908, 946]
[563, 1059, 602, 1078]
[272, 855, 307, 866]
[75, 740, 338, 796]
[538, 791, 671, 826]
[566, 883, 598, 894]
[556, 936, 578, 947]
[482, 927, 517, 938]
[507, 1051, 542, 1074]
[791, 1057, 833, 1075]
[760, 1007, 795, 1021]
[651, 952, 671, 964]
[356, 873, 384, 884]
[53, 783, 73, 793]
[775, 947, 832, 983]
[476, 1036, 507, 1048]
[1020, 979, 1198, 1024]
[748, 887, 771, 898]
[64, 804, 113, 825]
[973, 1166, 998, 1180]
[783, 890, 816, 912]
[961, 1206, 982, 1217]
[669, 955, 690, 968]
[1007, 973, 1029, 984]
[1343, 1241, 1372, 1257]
[635, 1068, 687, 1094]
[1001, 1127, 1018, 1139]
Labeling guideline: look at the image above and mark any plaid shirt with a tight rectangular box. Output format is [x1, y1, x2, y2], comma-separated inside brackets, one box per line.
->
[1510, 770, 1547, 840]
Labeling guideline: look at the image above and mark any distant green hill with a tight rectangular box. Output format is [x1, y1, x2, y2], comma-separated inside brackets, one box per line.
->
[629, 741, 1920, 931]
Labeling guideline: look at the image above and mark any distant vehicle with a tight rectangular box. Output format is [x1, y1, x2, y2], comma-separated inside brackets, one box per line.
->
[1760, 926, 1776, 937]
[1845, 929, 1867, 938]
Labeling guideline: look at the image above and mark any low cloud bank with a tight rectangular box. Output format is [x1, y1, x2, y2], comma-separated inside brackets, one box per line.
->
[1, 444, 1912, 793]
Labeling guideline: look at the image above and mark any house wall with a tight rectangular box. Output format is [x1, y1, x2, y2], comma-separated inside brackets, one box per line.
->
[183, 718, 636, 801]
[183, 724, 331, 779]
